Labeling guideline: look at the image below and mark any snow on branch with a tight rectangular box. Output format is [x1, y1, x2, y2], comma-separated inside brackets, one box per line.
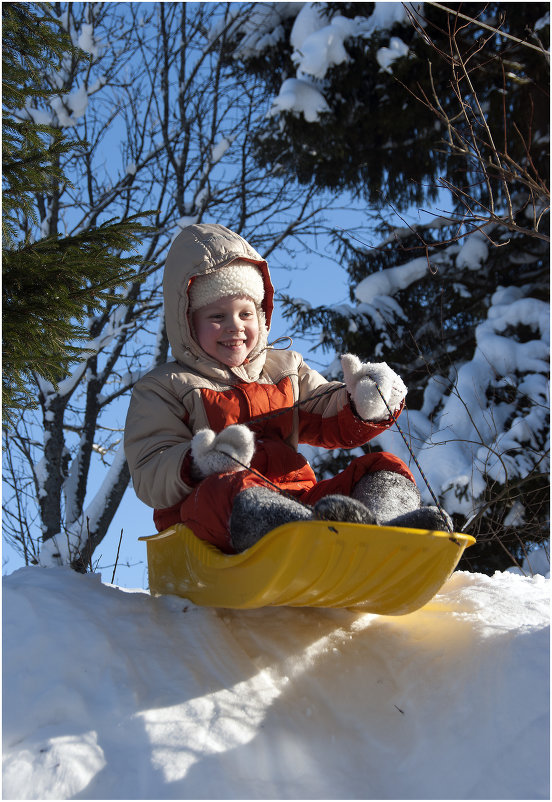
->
[376, 286, 549, 519]
[261, 2, 422, 122]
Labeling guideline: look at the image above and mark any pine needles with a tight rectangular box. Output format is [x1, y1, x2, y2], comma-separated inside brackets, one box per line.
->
[2, 3, 156, 424]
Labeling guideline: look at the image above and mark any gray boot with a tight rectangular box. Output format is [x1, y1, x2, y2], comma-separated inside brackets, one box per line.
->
[229, 486, 312, 552]
[352, 471, 421, 523]
[352, 470, 452, 531]
[390, 506, 454, 532]
[313, 495, 375, 525]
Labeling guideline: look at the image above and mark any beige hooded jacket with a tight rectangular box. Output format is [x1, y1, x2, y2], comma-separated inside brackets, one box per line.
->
[124, 224, 398, 524]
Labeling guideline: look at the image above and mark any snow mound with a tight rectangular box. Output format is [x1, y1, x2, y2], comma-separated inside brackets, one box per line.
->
[3, 566, 549, 800]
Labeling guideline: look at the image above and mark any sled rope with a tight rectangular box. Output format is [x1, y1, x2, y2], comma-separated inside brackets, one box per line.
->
[217, 449, 316, 514]
[216, 377, 453, 532]
[370, 381, 454, 533]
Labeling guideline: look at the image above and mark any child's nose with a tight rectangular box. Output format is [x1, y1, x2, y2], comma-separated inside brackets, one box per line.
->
[227, 315, 243, 331]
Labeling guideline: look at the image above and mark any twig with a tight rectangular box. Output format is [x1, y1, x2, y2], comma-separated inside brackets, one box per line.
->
[111, 529, 124, 584]
[427, 2, 550, 55]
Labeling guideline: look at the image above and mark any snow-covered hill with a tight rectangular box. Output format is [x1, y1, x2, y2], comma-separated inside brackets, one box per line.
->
[3, 565, 549, 800]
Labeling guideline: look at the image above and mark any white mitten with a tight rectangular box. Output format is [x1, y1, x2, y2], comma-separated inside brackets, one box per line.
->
[190, 424, 255, 477]
[341, 353, 407, 421]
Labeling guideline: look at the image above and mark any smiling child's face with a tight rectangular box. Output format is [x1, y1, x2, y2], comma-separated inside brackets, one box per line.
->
[192, 295, 259, 368]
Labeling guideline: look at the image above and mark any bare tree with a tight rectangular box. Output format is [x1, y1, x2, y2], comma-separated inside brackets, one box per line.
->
[2, 2, 336, 571]
[406, 2, 550, 244]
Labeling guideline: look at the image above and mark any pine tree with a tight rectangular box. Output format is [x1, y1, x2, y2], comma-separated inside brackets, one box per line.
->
[230, 2, 550, 573]
[2, 2, 154, 425]
[229, 3, 549, 215]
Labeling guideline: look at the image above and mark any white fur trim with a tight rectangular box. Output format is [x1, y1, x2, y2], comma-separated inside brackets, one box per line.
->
[189, 261, 264, 310]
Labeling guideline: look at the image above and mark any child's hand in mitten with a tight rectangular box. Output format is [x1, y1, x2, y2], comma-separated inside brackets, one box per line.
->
[341, 354, 407, 421]
[190, 424, 255, 477]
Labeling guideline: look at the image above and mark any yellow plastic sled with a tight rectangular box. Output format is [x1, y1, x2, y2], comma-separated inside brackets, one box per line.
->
[140, 521, 475, 615]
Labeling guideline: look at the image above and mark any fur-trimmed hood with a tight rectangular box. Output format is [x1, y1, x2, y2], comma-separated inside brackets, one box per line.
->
[163, 223, 274, 383]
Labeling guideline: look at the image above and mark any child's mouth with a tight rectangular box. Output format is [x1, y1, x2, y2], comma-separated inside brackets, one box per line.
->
[220, 340, 245, 349]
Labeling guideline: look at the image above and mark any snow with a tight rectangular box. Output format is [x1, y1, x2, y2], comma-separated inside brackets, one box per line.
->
[77, 23, 102, 60]
[510, 544, 551, 578]
[65, 85, 90, 120]
[290, 3, 326, 52]
[4, 7, 549, 795]
[268, 78, 330, 123]
[355, 255, 428, 302]
[361, 2, 424, 35]
[377, 36, 410, 73]
[291, 12, 356, 80]
[351, 224, 549, 519]
[3, 564, 549, 799]
[22, 100, 53, 126]
[15, 16, 104, 129]
[217, 3, 299, 58]
[535, 11, 550, 32]
[211, 136, 232, 164]
[411, 281, 549, 507]
[33, 456, 49, 501]
[456, 230, 490, 270]
[254, 2, 425, 122]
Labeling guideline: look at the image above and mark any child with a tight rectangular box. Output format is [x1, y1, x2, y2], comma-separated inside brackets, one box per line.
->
[124, 223, 451, 553]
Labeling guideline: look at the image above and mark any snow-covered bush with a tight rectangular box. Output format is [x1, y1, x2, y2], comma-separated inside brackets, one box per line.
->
[288, 220, 549, 573]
